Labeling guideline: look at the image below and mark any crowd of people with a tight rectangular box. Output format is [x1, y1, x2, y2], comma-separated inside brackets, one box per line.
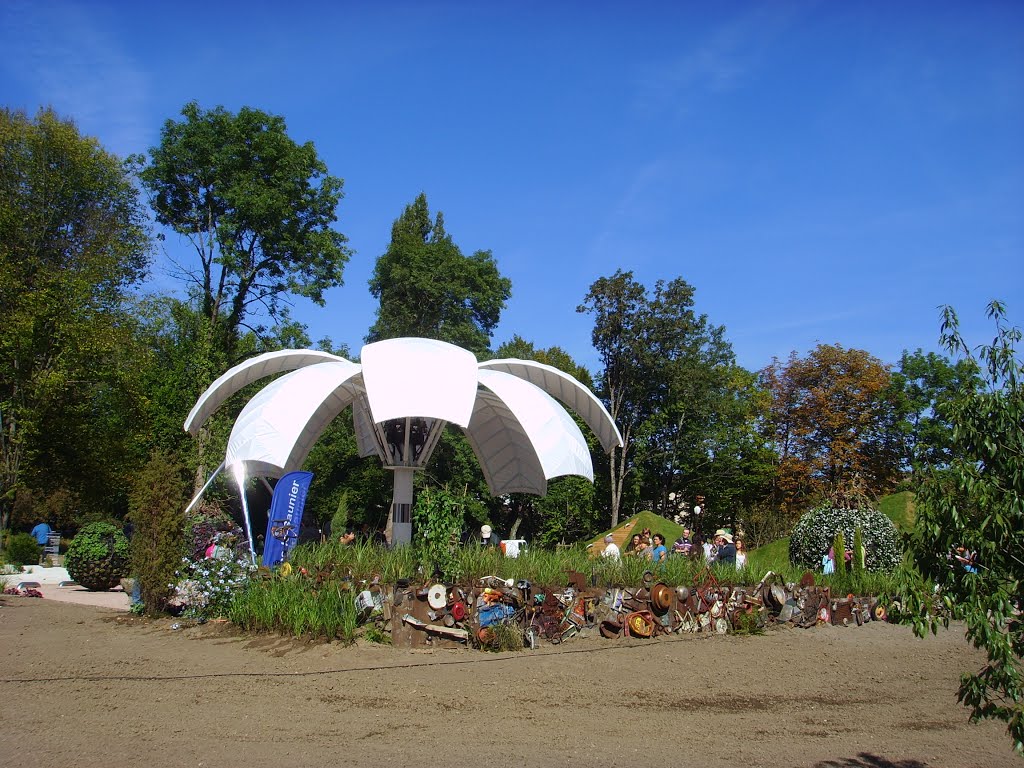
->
[602, 525, 747, 568]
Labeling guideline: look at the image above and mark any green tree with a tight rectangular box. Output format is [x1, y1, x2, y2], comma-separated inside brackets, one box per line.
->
[890, 349, 981, 472]
[902, 302, 1023, 754]
[139, 102, 351, 362]
[578, 271, 746, 530]
[0, 107, 151, 530]
[139, 103, 350, 489]
[368, 193, 511, 357]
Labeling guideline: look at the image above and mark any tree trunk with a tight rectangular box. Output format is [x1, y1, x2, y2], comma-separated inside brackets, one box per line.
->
[609, 445, 623, 528]
[509, 512, 524, 540]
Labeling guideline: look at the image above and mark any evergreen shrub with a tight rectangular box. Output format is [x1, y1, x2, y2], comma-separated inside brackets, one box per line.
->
[5, 533, 41, 566]
[129, 450, 188, 615]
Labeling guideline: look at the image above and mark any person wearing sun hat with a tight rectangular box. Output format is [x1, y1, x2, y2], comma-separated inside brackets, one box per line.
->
[480, 523, 500, 547]
[714, 528, 737, 566]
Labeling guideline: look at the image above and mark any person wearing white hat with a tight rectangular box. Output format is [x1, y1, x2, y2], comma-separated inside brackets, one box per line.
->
[714, 529, 737, 566]
[480, 524, 500, 547]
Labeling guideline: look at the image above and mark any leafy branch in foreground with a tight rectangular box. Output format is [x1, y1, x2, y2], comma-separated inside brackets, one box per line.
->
[900, 301, 1023, 754]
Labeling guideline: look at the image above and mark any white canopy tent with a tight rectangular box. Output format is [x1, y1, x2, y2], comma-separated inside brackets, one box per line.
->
[185, 337, 622, 548]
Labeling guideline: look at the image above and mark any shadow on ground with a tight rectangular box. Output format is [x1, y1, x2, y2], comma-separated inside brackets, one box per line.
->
[816, 754, 928, 768]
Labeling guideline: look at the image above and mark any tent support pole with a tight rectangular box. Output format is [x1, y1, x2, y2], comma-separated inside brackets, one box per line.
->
[236, 471, 257, 565]
[182, 461, 225, 518]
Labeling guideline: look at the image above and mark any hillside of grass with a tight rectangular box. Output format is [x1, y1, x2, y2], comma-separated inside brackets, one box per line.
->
[747, 536, 791, 573]
[878, 490, 916, 531]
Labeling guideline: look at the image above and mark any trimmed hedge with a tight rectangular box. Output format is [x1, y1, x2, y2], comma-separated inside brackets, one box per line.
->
[65, 522, 130, 591]
[789, 505, 901, 573]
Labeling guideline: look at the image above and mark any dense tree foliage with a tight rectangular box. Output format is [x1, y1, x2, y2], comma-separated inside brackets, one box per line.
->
[139, 102, 350, 361]
[759, 344, 902, 513]
[902, 302, 1022, 753]
[368, 193, 511, 357]
[0, 108, 151, 529]
[578, 271, 766, 534]
[890, 349, 981, 472]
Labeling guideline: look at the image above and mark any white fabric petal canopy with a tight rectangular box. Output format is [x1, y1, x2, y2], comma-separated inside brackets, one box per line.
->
[224, 362, 366, 477]
[478, 358, 622, 452]
[185, 349, 350, 435]
[468, 369, 593, 495]
[361, 338, 478, 427]
[187, 339, 621, 501]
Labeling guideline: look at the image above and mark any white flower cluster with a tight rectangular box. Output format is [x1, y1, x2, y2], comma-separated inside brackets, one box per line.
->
[788, 505, 901, 573]
[172, 555, 256, 619]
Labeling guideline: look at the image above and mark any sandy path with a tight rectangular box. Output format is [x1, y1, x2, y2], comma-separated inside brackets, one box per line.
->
[0, 595, 1016, 767]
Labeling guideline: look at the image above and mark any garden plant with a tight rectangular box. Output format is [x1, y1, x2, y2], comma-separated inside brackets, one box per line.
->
[64, 521, 130, 591]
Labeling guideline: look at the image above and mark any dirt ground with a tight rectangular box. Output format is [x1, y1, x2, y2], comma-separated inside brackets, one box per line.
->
[0, 595, 1017, 768]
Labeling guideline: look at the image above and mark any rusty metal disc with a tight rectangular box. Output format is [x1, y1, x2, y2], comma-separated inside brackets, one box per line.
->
[650, 583, 673, 614]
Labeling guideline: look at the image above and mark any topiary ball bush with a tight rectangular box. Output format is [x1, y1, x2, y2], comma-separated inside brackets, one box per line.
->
[65, 522, 130, 590]
[789, 505, 901, 573]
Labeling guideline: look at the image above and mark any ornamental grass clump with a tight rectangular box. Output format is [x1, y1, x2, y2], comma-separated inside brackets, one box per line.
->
[789, 504, 900, 573]
[228, 573, 358, 643]
[64, 521, 130, 590]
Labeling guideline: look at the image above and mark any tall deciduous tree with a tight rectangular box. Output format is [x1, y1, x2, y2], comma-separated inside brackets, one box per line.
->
[902, 302, 1022, 754]
[139, 102, 350, 486]
[0, 107, 150, 529]
[139, 102, 350, 361]
[368, 193, 511, 357]
[760, 344, 902, 509]
[578, 271, 742, 529]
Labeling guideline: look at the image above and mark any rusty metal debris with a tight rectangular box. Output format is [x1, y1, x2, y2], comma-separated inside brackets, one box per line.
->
[379, 567, 892, 650]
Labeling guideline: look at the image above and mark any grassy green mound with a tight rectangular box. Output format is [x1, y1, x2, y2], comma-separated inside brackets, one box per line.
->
[878, 490, 915, 531]
[746, 537, 790, 573]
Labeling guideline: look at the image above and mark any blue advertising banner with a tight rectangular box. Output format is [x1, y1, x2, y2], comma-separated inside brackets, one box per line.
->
[262, 471, 314, 567]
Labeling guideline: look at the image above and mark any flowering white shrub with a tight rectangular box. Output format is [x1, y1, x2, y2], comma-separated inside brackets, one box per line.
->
[789, 505, 901, 573]
[171, 555, 256, 620]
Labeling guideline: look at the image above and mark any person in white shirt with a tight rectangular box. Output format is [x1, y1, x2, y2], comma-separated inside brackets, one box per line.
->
[735, 538, 748, 568]
[601, 534, 621, 561]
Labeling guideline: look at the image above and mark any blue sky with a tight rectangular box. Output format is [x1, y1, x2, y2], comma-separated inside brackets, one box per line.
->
[2, 1, 1022, 374]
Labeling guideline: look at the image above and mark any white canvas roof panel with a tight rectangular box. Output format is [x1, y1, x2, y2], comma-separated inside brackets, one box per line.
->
[478, 359, 622, 453]
[225, 362, 364, 477]
[360, 338, 478, 426]
[185, 349, 352, 435]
